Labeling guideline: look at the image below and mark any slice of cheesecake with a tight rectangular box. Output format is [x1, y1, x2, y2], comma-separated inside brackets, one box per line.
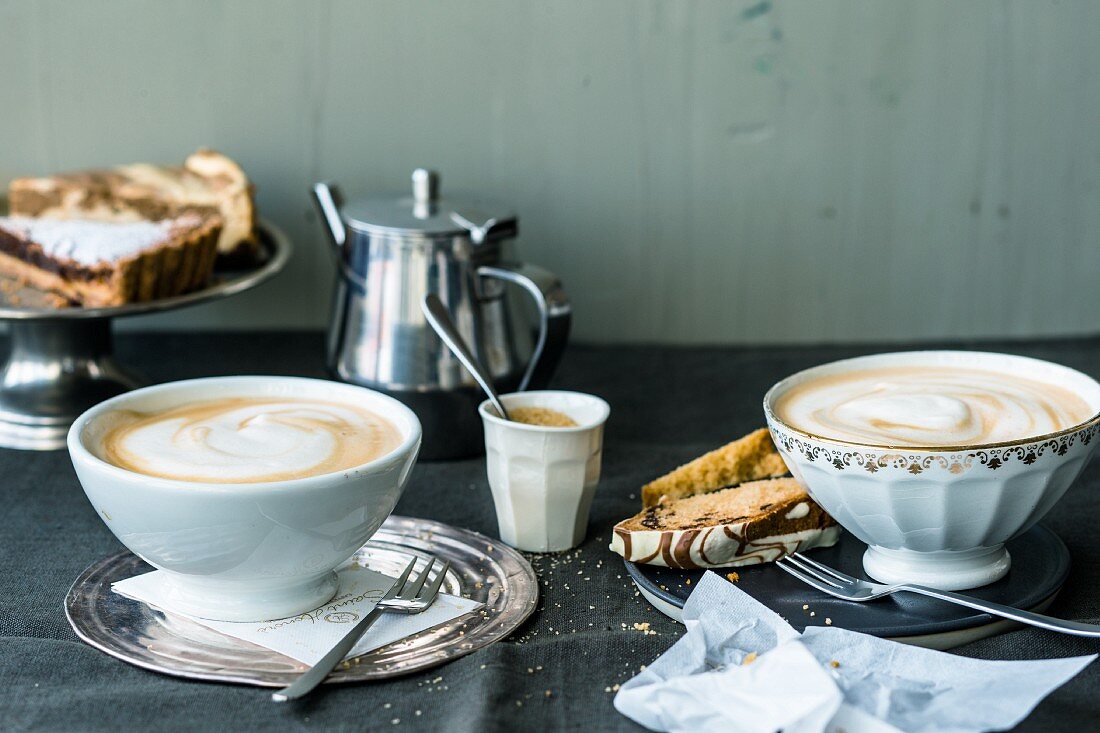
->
[8, 149, 257, 262]
[611, 478, 839, 569]
[641, 428, 790, 507]
[0, 214, 221, 307]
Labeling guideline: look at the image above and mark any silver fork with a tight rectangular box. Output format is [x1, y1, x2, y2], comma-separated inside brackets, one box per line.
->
[777, 552, 1100, 638]
[272, 556, 451, 701]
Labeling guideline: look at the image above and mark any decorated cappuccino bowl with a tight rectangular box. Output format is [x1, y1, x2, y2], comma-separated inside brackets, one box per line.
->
[68, 376, 421, 621]
[764, 351, 1100, 590]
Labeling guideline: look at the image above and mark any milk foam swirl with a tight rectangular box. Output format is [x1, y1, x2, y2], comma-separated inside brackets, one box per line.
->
[99, 398, 402, 483]
[773, 366, 1093, 447]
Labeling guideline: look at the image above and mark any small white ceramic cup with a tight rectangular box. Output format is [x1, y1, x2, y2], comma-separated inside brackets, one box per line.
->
[68, 376, 421, 622]
[479, 391, 609, 553]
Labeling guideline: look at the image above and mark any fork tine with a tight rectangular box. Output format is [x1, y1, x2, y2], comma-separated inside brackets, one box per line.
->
[776, 559, 850, 599]
[384, 558, 417, 601]
[791, 552, 859, 584]
[398, 558, 435, 600]
[419, 560, 450, 603]
[780, 555, 844, 588]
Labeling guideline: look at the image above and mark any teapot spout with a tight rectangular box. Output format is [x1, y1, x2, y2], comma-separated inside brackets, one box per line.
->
[311, 181, 347, 249]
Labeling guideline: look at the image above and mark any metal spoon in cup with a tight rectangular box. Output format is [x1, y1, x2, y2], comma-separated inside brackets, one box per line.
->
[421, 294, 510, 421]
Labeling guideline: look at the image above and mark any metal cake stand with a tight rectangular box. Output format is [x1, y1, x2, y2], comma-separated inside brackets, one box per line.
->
[0, 220, 290, 450]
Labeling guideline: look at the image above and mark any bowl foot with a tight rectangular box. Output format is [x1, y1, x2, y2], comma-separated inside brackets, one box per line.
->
[863, 544, 1010, 590]
[157, 570, 340, 622]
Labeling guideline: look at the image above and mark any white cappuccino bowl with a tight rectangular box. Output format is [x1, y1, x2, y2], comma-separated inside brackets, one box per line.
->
[764, 351, 1100, 590]
[68, 376, 421, 621]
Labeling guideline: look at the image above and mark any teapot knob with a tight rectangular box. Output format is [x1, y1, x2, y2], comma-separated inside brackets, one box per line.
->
[412, 169, 440, 218]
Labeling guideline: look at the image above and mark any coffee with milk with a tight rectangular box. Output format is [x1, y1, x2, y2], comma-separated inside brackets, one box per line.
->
[93, 397, 402, 483]
[773, 365, 1092, 447]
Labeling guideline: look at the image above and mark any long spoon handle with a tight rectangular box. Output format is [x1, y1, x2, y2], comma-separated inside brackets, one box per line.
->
[903, 585, 1100, 637]
[421, 294, 510, 420]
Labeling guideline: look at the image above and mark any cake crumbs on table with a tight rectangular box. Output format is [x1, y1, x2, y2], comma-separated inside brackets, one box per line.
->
[830, 660, 841, 668]
[825, 618, 832, 625]
[726, 572, 740, 583]
[742, 652, 758, 665]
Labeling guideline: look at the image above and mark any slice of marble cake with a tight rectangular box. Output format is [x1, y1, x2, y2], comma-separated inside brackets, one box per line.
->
[612, 477, 839, 569]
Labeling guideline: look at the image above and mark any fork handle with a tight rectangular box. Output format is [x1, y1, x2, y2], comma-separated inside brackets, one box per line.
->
[902, 584, 1100, 638]
[271, 606, 385, 701]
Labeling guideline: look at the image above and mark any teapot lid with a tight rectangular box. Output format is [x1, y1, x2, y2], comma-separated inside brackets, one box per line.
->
[342, 169, 517, 243]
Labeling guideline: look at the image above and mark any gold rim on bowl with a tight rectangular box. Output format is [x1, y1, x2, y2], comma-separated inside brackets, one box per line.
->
[762, 351, 1100, 453]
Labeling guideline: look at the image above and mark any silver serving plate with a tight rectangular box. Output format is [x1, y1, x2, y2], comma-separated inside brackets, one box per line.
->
[0, 220, 290, 450]
[65, 516, 538, 686]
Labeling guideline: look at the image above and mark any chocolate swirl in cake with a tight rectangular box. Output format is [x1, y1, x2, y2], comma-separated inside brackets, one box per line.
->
[611, 478, 839, 569]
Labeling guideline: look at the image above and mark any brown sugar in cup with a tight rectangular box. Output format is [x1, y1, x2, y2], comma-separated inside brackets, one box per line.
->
[508, 406, 578, 428]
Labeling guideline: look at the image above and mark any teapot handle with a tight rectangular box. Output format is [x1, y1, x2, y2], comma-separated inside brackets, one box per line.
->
[311, 181, 347, 249]
[477, 264, 571, 391]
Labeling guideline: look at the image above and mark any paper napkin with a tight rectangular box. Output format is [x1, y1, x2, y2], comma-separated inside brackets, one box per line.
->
[614, 572, 1095, 733]
[113, 561, 482, 666]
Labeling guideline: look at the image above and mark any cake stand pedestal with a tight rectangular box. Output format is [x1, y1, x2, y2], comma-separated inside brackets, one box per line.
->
[0, 221, 290, 450]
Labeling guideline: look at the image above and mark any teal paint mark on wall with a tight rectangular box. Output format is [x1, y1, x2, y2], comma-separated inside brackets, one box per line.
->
[742, 1, 773, 22]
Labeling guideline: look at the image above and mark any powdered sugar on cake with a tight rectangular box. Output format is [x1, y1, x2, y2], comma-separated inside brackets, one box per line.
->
[0, 216, 198, 266]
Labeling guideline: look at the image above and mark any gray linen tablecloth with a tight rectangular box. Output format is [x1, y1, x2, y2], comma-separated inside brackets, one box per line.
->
[1, 332, 1097, 732]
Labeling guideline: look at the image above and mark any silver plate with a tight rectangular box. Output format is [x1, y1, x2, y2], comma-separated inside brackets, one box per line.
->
[65, 516, 538, 686]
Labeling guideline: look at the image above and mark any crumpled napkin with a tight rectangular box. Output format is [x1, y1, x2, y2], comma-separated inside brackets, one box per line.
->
[614, 572, 1094, 733]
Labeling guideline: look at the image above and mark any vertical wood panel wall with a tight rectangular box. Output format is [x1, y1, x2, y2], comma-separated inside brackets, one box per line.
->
[1, 0, 1096, 344]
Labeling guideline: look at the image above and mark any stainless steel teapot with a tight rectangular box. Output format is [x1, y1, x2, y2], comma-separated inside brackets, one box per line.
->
[312, 169, 571, 460]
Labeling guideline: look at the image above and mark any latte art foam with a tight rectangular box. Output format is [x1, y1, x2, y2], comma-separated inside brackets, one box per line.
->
[773, 366, 1093, 447]
[98, 398, 402, 482]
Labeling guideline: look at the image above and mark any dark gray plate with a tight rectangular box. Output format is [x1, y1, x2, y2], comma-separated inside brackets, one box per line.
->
[625, 525, 1068, 646]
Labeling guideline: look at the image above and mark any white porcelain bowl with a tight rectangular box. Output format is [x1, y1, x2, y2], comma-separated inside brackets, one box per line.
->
[764, 351, 1100, 590]
[68, 376, 421, 621]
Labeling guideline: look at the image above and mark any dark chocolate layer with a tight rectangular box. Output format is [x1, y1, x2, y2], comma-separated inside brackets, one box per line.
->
[0, 225, 106, 282]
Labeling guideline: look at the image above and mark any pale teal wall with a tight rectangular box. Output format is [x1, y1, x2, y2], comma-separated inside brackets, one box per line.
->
[1, 0, 1097, 344]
